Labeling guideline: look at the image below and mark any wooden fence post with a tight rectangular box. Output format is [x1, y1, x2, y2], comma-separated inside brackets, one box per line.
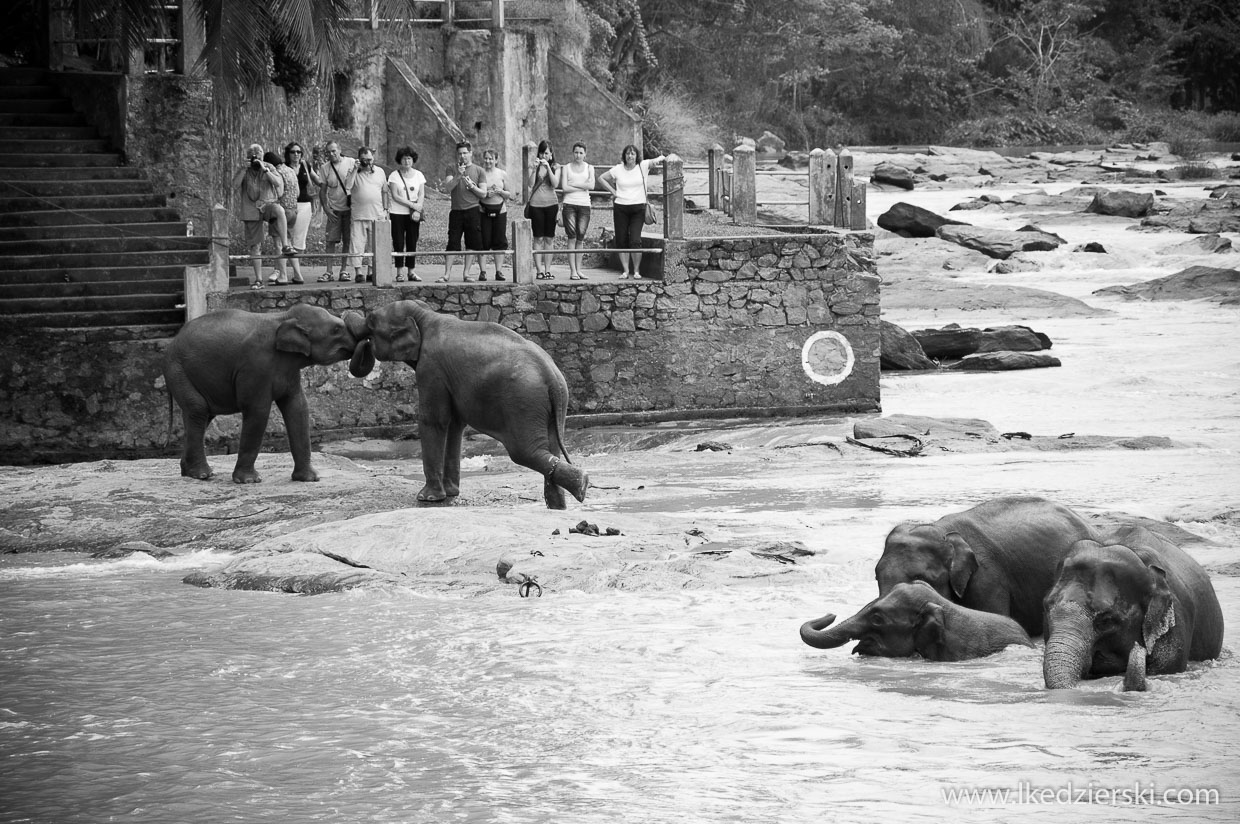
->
[511, 217, 535, 284]
[443, 0, 456, 26]
[521, 141, 537, 200]
[850, 182, 868, 230]
[492, 0, 504, 29]
[663, 154, 683, 241]
[707, 143, 724, 210]
[808, 148, 826, 225]
[834, 148, 854, 228]
[731, 144, 756, 225]
[373, 218, 394, 286]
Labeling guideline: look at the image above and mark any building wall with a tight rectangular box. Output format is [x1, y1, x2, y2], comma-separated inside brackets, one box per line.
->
[546, 53, 642, 164]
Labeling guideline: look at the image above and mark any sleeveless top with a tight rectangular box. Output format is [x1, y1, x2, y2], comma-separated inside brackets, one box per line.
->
[561, 162, 594, 207]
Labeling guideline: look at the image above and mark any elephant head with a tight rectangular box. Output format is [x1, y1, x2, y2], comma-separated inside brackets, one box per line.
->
[800, 582, 951, 658]
[274, 304, 368, 366]
[875, 523, 979, 602]
[1042, 538, 1184, 691]
[351, 301, 426, 376]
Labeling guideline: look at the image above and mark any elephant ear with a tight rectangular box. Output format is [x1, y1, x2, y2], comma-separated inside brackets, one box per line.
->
[913, 602, 947, 661]
[945, 532, 978, 600]
[1142, 565, 1180, 669]
[390, 313, 423, 365]
[275, 318, 313, 356]
[350, 339, 376, 377]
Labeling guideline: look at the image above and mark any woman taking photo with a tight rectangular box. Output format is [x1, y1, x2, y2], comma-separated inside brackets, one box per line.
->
[526, 139, 560, 279]
[559, 142, 595, 281]
[387, 146, 426, 282]
[281, 141, 318, 284]
[479, 149, 513, 281]
[600, 144, 665, 279]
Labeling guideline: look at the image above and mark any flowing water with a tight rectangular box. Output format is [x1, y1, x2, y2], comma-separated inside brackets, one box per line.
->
[3, 180, 1240, 823]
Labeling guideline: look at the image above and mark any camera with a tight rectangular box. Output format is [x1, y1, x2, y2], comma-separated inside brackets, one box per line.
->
[249, 158, 262, 170]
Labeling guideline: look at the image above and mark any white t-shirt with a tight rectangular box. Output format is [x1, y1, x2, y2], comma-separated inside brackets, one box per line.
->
[351, 165, 386, 221]
[320, 157, 356, 211]
[607, 159, 654, 206]
[387, 168, 426, 215]
[561, 162, 595, 207]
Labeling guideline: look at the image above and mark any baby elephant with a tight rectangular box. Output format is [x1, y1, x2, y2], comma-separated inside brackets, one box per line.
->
[800, 581, 1033, 661]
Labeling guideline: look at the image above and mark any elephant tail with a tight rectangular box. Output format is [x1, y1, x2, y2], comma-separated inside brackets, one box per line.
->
[548, 384, 572, 464]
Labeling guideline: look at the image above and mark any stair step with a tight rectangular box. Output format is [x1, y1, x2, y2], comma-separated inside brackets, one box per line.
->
[0, 193, 167, 212]
[0, 249, 208, 270]
[1, 307, 186, 329]
[0, 152, 124, 167]
[0, 179, 158, 197]
[0, 139, 111, 153]
[0, 125, 100, 140]
[0, 234, 210, 255]
[0, 112, 88, 127]
[0, 221, 189, 241]
[0, 85, 62, 99]
[0, 264, 190, 284]
[0, 293, 184, 314]
[0, 206, 182, 227]
[0, 69, 52, 86]
[0, 166, 146, 181]
[0, 278, 185, 299]
[0, 99, 76, 114]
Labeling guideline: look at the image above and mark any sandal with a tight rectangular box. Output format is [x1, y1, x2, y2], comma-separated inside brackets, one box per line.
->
[409, 272, 421, 282]
[619, 273, 630, 280]
[570, 274, 586, 280]
[282, 246, 297, 257]
[337, 274, 351, 282]
[435, 276, 449, 283]
[318, 273, 335, 282]
[250, 281, 264, 290]
[494, 273, 505, 281]
[291, 277, 305, 284]
[395, 273, 406, 283]
[267, 273, 280, 284]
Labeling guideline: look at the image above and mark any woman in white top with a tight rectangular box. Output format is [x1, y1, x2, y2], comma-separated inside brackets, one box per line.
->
[387, 146, 426, 282]
[478, 149, 514, 281]
[599, 144, 666, 279]
[559, 142, 595, 281]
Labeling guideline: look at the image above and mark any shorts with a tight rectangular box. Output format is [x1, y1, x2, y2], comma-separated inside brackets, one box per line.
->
[480, 209, 508, 251]
[326, 208, 350, 244]
[290, 202, 312, 250]
[529, 203, 559, 239]
[447, 207, 483, 252]
[268, 205, 296, 239]
[561, 203, 591, 240]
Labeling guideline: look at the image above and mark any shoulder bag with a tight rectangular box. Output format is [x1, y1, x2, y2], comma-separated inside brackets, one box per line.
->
[523, 169, 544, 220]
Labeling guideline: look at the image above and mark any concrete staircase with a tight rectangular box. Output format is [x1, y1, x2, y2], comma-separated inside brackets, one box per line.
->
[0, 67, 209, 339]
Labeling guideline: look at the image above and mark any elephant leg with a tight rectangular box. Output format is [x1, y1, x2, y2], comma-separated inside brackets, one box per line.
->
[502, 439, 585, 510]
[178, 403, 214, 481]
[417, 419, 450, 502]
[276, 389, 318, 482]
[233, 402, 272, 484]
[442, 417, 464, 498]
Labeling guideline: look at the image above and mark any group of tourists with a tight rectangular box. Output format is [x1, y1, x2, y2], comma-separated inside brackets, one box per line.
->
[234, 138, 665, 287]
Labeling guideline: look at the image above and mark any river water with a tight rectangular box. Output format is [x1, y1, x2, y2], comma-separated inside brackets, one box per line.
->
[4, 182, 1240, 823]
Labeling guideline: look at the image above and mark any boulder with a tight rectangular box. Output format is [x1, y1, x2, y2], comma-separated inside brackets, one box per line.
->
[1156, 234, 1234, 255]
[880, 320, 938, 370]
[876, 202, 967, 238]
[975, 325, 1051, 353]
[1075, 242, 1108, 253]
[946, 352, 1062, 371]
[1138, 198, 1240, 233]
[777, 151, 810, 169]
[1094, 266, 1240, 302]
[755, 131, 786, 153]
[735, 136, 756, 150]
[1208, 185, 1240, 200]
[1086, 190, 1155, 218]
[871, 162, 916, 190]
[911, 324, 983, 359]
[853, 418, 928, 439]
[936, 224, 1064, 259]
[991, 258, 1043, 274]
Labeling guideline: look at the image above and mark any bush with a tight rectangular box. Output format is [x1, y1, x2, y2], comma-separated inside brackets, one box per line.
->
[1173, 162, 1219, 180]
[942, 112, 1106, 148]
[640, 85, 722, 159]
[1206, 111, 1240, 142]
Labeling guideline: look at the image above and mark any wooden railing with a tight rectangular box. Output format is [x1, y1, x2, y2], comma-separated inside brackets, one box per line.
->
[706, 143, 867, 230]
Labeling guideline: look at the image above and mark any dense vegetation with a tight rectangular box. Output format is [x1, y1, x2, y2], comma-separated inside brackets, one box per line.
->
[576, 0, 1240, 152]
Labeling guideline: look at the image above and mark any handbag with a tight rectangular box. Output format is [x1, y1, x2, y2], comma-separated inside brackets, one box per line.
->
[330, 160, 351, 209]
[523, 167, 545, 220]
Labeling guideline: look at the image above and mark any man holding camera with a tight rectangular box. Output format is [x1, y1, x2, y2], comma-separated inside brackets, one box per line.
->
[437, 140, 487, 282]
[345, 146, 387, 283]
[318, 141, 355, 282]
[232, 143, 293, 289]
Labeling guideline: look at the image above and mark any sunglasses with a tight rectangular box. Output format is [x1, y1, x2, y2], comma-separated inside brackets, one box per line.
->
[289, 149, 303, 154]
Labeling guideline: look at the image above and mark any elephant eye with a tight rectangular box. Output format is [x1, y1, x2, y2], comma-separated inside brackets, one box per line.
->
[870, 614, 886, 627]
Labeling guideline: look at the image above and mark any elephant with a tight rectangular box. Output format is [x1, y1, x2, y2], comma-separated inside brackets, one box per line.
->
[163, 304, 367, 484]
[800, 581, 1034, 660]
[874, 496, 1100, 636]
[1042, 525, 1224, 691]
[348, 299, 588, 509]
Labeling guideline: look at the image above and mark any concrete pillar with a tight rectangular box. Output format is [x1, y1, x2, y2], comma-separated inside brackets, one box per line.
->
[663, 154, 683, 241]
[492, 0, 505, 29]
[184, 266, 211, 320]
[521, 141, 537, 200]
[707, 143, 724, 210]
[443, 0, 456, 25]
[511, 218, 534, 283]
[373, 218, 395, 286]
[731, 144, 756, 225]
[177, 1, 205, 76]
[208, 204, 229, 287]
[47, 3, 73, 71]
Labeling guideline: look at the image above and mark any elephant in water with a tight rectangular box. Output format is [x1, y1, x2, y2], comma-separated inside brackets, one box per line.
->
[800, 581, 1033, 660]
[874, 496, 1100, 636]
[1043, 525, 1223, 691]
[163, 305, 367, 483]
[349, 299, 588, 509]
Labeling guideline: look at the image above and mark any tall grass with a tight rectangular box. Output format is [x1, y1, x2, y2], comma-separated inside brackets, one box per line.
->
[640, 85, 722, 159]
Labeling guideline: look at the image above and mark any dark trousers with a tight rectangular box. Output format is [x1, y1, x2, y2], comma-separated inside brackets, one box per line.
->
[390, 213, 420, 269]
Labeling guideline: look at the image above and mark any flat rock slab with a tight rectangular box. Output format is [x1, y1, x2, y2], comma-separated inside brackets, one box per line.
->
[937, 224, 1065, 259]
[1094, 266, 1240, 302]
[946, 351, 1062, 370]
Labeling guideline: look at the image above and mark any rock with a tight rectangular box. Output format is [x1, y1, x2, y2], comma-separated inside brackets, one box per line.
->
[946, 352, 1062, 371]
[911, 324, 983, 359]
[1085, 190, 1154, 218]
[936, 224, 1064, 259]
[876, 202, 967, 238]
[1156, 234, 1233, 255]
[1208, 185, 1240, 199]
[949, 199, 995, 211]
[777, 151, 810, 169]
[853, 418, 928, 439]
[976, 325, 1051, 353]
[1075, 242, 1108, 253]
[991, 258, 1043, 274]
[1094, 266, 1240, 302]
[735, 136, 756, 150]
[755, 131, 786, 153]
[871, 162, 916, 190]
[1138, 198, 1240, 233]
[91, 540, 174, 560]
[695, 441, 733, 452]
[879, 320, 937, 370]
[1016, 224, 1066, 243]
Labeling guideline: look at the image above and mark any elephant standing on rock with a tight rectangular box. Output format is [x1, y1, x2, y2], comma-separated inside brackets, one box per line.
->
[1043, 525, 1223, 691]
[874, 496, 1100, 636]
[800, 581, 1033, 660]
[163, 305, 367, 484]
[349, 300, 588, 509]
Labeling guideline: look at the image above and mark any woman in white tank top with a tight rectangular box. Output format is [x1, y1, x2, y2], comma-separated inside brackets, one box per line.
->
[560, 142, 596, 280]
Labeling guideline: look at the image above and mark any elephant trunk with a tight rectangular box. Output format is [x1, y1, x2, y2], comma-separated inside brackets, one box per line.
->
[1043, 602, 1095, 689]
[799, 613, 859, 649]
[1123, 643, 1148, 692]
[343, 311, 369, 341]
